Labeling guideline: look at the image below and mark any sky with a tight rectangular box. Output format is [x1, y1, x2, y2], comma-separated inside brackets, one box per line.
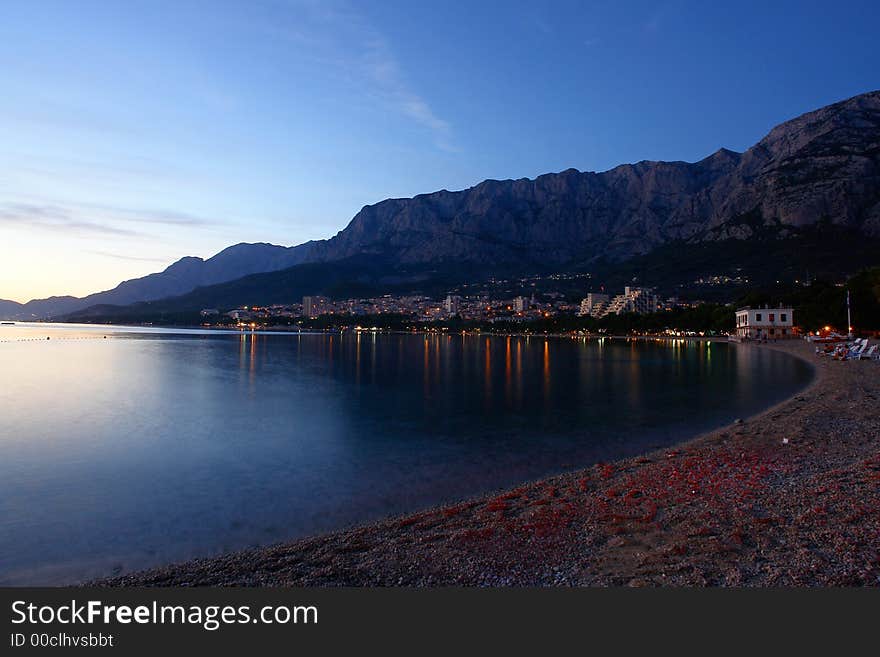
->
[1, 0, 878, 302]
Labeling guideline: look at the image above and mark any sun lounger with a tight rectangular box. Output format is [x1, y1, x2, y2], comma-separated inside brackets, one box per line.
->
[847, 341, 868, 359]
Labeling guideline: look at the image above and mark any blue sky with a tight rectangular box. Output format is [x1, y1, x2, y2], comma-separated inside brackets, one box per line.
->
[1, 0, 878, 301]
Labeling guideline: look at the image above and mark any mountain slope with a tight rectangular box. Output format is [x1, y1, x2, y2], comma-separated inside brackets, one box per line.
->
[62, 224, 880, 322]
[63, 256, 470, 322]
[1, 241, 317, 320]
[297, 90, 880, 270]
[87, 241, 317, 306]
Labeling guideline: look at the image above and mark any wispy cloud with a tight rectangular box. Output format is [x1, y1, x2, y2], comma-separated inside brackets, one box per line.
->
[0, 201, 219, 238]
[0, 203, 145, 237]
[526, 11, 554, 36]
[87, 250, 170, 263]
[78, 203, 218, 227]
[7, 151, 199, 187]
[269, 1, 457, 152]
[642, 1, 681, 35]
[358, 34, 456, 151]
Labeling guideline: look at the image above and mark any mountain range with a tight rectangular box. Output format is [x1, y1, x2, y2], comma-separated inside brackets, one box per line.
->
[0, 242, 316, 320]
[3, 90, 880, 321]
[299, 89, 880, 267]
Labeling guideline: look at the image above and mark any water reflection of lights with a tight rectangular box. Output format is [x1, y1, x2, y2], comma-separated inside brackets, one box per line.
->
[543, 340, 550, 401]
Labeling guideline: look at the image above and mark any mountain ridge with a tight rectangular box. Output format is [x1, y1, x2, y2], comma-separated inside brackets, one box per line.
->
[1, 241, 317, 320]
[297, 90, 880, 269]
[6, 89, 880, 320]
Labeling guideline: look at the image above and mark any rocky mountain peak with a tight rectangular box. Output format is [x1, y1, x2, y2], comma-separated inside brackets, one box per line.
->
[301, 90, 880, 267]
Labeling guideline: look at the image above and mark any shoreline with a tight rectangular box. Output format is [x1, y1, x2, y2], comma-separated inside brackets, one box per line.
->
[7, 319, 730, 342]
[99, 340, 879, 586]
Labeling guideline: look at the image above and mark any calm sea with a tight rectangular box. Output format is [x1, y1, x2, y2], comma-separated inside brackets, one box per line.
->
[0, 323, 812, 584]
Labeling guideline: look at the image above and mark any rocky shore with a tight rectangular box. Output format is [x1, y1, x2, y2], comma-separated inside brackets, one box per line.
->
[101, 341, 880, 587]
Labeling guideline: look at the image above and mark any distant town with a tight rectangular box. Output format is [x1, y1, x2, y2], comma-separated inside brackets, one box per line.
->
[72, 265, 873, 339]
[184, 264, 880, 339]
[200, 283, 718, 334]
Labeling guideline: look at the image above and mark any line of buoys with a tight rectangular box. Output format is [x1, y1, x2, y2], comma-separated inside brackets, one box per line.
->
[1, 334, 115, 343]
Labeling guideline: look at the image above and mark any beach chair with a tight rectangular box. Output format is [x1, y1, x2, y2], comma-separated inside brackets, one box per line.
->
[858, 344, 877, 360]
[847, 341, 868, 360]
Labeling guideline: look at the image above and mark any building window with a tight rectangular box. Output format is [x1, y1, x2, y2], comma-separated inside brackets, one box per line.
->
[756, 313, 762, 321]
[781, 313, 787, 322]
[769, 313, 775, 322]
[782, 329, 787, 335]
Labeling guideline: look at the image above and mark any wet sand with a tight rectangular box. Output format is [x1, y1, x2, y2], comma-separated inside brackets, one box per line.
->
[101, 341, 880, 586]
